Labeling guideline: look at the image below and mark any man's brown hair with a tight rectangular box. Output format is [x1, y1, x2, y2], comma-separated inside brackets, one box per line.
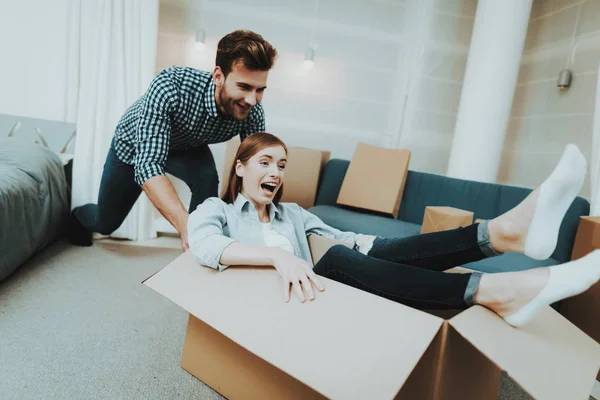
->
[216, 30, 278, 77]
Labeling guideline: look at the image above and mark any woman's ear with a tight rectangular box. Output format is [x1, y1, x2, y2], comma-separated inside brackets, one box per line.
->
[235, 160, 244, 177]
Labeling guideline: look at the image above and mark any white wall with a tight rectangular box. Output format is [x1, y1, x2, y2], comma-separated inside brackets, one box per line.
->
[156, 0, 477, 178]
[0, 0, 70, 121]
[398, 0, 477, 175]
[500, 0, 600, 197]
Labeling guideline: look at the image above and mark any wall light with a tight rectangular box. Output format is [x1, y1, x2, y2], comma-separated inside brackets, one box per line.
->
[195, 29, 206, 51]
[557, 68, 572, 90]
[304, 47, 315, 69]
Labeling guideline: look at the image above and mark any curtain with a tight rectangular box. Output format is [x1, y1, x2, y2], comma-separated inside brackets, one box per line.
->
[590, 63, 600, 215]
[65, 0, 159, 240]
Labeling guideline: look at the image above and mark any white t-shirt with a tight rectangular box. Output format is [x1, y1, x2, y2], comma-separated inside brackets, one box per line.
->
[260, 222, 295, 255]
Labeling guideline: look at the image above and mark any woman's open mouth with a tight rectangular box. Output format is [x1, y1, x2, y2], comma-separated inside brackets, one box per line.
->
[261, 182, 277, 195]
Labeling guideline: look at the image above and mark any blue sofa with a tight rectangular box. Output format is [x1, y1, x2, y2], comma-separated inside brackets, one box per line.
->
[308, 159, 590, 273]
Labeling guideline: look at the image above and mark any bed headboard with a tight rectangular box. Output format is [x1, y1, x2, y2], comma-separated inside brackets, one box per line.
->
[0, 114, 77, 154]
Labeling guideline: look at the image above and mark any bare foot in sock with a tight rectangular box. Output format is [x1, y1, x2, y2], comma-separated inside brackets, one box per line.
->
[474, 250, 600, 327]
[488, 144, 586, 259]
[475, 268, 549, 319]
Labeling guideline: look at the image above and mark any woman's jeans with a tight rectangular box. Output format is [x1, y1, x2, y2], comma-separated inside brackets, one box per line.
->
[313, 222, 500, 310]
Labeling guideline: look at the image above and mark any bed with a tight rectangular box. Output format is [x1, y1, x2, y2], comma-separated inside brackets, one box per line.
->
[0, 118, 71, 282]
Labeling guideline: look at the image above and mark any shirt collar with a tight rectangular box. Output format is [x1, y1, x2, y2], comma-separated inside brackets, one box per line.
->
[204, 79, 219, 118]
[234, 193, 282, 220]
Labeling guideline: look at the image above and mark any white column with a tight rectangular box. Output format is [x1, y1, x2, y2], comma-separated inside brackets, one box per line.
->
[446, 0, 532, 182]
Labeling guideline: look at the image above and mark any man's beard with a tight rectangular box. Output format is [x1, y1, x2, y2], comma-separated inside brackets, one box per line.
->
[218, 86, 250, 120]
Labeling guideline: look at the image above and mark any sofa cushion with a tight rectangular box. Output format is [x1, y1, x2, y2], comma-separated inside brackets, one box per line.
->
[463, 252, 560, 274]
[308, 205, 422, 238]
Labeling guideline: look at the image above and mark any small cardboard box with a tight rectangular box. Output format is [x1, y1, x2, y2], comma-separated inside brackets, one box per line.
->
[144, 235, 600, 400]
[421, 206, 475, 234]
[560, 216, 600, 378]
[336, 143, 411, 218]
[220, 136, 330, 209]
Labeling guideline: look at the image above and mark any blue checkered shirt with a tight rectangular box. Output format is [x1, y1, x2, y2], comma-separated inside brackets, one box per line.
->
[112, 66, 266, 186]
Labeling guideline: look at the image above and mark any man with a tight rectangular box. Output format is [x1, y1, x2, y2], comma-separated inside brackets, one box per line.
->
[68, 29, 278, 251]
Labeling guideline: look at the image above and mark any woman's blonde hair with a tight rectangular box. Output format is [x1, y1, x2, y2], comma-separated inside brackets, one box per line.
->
[221, 132, 288, 204]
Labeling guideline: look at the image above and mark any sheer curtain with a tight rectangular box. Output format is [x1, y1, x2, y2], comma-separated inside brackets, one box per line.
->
[590, 63, 600, 215]
[65, 0, 159, 240]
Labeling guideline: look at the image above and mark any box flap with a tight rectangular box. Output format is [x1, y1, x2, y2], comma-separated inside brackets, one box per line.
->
[449, 305, 600, 400]
[144, 251, 443, 400]
[220, 136, 241, 198]
[308, 234, 354, 265]
[572, 216, 600, 260]
[336, 142, 410, 218]
[279, 146, 331, 209]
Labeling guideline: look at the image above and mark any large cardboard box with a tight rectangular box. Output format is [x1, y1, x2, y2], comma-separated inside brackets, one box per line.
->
[560, 216, 600, 378]
[421, 206, 475, 234]
[144, 235, 600, 400]
[337, 143, 411, 219]
[220, 136, 330, 209]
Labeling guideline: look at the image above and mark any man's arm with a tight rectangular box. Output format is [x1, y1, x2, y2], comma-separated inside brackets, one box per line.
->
[132, 69, 189, 250]
[142, 175, 189, 250]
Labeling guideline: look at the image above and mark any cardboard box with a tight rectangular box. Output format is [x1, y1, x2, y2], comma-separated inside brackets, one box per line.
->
[143, 235, 600, 400]
[421, 206, 475, 234]
[560, 216, 600, 379]
[220, 136, 330, 209]
[220, 136, 242, 198]
[337, 143, 411, 219]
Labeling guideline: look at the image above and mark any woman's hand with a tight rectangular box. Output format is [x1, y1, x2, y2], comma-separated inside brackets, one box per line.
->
[270, 249, 325, 303]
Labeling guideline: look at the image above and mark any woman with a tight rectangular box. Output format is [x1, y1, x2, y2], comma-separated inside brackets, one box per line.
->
[187, 132, 599, 328]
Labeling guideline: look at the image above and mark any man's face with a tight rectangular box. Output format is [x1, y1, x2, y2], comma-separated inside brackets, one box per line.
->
[214, 62, 269, 121]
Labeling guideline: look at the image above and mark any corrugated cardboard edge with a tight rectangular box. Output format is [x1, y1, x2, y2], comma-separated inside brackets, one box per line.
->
[395, 320, 501, 400]
[449, 305, 600, 400]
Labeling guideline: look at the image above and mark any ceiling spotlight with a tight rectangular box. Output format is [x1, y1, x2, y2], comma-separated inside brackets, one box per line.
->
[195, 29, 206, 51]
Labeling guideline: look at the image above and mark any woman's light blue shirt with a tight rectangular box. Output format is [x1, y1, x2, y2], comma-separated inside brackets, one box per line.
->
[187, 194, 358, 271]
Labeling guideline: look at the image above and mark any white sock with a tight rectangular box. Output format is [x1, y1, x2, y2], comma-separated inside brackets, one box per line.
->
[356, 234, 376, 255]
[524, 144, 587, 260]
[504, 249, 600, 327]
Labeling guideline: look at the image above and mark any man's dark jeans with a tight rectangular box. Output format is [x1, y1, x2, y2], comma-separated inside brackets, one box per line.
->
[313, 223, 498, 310]
[73, 144, 218, 235]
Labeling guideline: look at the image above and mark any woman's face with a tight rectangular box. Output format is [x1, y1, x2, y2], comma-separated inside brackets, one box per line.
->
[236, 145, 287, 206]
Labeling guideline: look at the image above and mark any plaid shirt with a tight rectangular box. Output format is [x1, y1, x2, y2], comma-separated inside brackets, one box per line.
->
[113, 66, 266, 186]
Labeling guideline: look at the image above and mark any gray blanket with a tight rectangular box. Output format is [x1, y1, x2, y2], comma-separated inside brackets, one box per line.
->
[0, 138, 69, 282]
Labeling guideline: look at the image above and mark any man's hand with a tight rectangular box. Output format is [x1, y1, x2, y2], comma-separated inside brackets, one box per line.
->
[142, 176, 190, 252]
[270, 249, 325, 303]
